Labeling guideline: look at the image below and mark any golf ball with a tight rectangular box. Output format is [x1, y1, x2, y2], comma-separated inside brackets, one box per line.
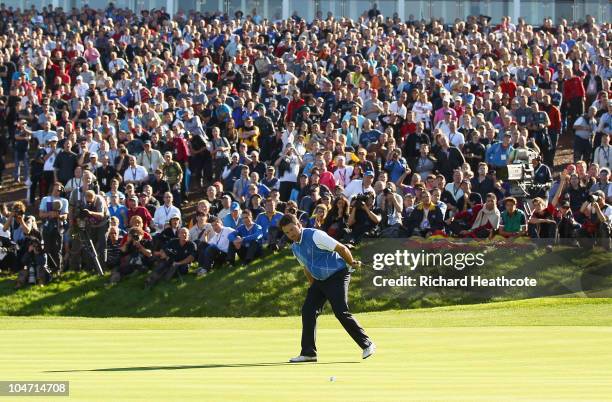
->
[329, 376, 336, 382]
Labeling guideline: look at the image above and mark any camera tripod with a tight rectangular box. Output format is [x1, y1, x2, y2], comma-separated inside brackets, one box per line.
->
[69, 227, 105, 276]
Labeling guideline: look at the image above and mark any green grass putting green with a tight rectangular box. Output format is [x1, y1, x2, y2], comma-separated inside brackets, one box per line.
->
[1, 245, 610, 317]
[2, 298, 612, 401]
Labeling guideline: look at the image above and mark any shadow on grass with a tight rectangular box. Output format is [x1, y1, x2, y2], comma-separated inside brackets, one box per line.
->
[46, 361, 361, 372]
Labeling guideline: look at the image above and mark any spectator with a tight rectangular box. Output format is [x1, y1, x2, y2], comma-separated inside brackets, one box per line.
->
[578, 190, 612, 250]
[499, 197, 528, 238]
[196, 216, 235, 276]
[403, 190, 444, 238]
[227, 210, 263, 266]
[144, 227, 196, 289]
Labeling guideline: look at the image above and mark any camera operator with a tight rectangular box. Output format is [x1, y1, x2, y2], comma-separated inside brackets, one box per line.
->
[527, 102, 553, 167]
[347, 192, 382, 244]
[109, 226, 153, 284]
[578, 190, 612, 250]
[2, 201, 37, 273]
[530, 155, 553, 199]
[68, 171, 110, 272]
[144, 227, 196, 289]
[15, 238, 49, 289]
[39, 182, 69, 272]
[379, 183, 403, 237]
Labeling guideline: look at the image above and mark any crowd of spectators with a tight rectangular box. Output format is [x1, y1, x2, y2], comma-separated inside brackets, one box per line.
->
[0, 3, 610, 288]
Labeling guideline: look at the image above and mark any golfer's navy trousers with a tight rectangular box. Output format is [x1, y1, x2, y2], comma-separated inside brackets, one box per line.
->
[300, 268, 372, 357]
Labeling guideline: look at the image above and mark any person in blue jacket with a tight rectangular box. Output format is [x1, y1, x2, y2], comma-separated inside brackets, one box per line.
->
[279, 213, 376, 363]
[227, 209, 263, 266]
[384, 148, 409, 183]
[255, 198, 284, 251]
[485, 132, 514, 179]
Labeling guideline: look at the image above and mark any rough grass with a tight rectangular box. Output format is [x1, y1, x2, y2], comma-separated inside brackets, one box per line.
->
[0, 243, 610, 317]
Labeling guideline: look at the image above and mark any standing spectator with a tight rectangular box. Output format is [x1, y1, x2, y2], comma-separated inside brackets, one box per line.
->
[562, 67, 586, 130]
[573, 106, 598, 163]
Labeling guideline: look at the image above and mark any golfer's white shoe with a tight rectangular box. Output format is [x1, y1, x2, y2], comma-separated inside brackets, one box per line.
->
[288, 355, 317, 363]
[362, 342, 376, 359]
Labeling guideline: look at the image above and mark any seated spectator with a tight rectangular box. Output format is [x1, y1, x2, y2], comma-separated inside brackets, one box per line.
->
[308, 204, 328, 230]
[446, 193, 483, 236]
[144, 228, 196, 289]
[499, 197, 528, 238]
[196, 217, 235, 277]
[227, 210, 263, 266]
[528, 198, 558, 239]
[223, 202, 243, 229]
[460, 193, 501, 239]
[255, 198, 284, 251]
[402, 190, 444, 238]
[322, 195, 350, 240]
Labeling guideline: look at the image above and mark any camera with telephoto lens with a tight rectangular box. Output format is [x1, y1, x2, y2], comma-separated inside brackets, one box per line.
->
[353, 193, 371, 208]
[74, 205, 89, 229]
[129, 228, 143, 242]
[587, 194, 599, 203]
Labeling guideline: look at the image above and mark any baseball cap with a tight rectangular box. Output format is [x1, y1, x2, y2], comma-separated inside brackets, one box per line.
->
[230, 202, 240, 211]
[89, 152, 98, 158]
[47, 135, 59, 143]
[364, 170, 375, 177]
[169, 213, 181, 221]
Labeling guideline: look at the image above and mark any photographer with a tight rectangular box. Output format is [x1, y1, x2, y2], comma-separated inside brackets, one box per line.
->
[2, 201, 37, 272]
[39, 182, 69, 272]
[109, 227, 153, 284]
[379, 183, 403, 237]
[578, 190, 612, 250]
[68, 173, 110, 272]
[347, 192, 382, 244]
[15, 239, 49, 289]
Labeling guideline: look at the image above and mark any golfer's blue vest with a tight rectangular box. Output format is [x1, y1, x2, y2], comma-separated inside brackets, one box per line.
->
[291, 228, 346, 281]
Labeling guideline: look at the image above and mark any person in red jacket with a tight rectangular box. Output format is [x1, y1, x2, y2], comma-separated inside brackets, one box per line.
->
[285, 89, 305, 123]
[499, 72, 517, 99]
[562, 67, 586, 130]
[542, 95, 562, 165]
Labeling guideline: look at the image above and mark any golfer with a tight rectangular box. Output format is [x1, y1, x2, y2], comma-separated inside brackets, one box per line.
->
[279, 214, 376, 362]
